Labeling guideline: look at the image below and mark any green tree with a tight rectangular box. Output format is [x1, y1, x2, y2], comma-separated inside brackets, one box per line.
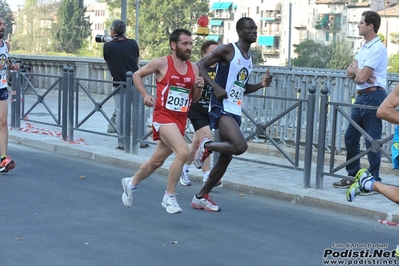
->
[0, 0, 14, 40]
[326, 39, 353, 70]
[250, 46, 265, 65]
[388, 52, 399, 73]
[101, 0, 209, 61]
[378, 33, 385, 43]
[78, 39, 103, 57]
[52, 0, 91, 54]
[12, 0, 53, 53]
[291, 40, 331, 68]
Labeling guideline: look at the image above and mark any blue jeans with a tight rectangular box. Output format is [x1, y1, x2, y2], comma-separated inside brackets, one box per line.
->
[345, 89, 387, 180]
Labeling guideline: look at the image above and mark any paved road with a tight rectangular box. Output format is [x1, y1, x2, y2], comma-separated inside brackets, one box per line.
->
[1, 144, 398, 266]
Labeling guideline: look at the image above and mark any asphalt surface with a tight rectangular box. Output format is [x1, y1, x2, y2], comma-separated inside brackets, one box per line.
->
[11, 90, 399, 225]
[1, 145, 399, 266]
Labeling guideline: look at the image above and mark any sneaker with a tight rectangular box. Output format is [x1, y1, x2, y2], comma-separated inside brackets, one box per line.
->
[0, 156, 15, 173]
[333, 178, 353, 189]
[191, 194, 220, 212]
[180, 170, 191, 186]
[346, 169, 372, 202]
[358, 191, 379, 196]
[194, 137, 212, 169]
[161, 194, 182, 214]
[121, 177, 135, 207]
[203, 175, 223, 187]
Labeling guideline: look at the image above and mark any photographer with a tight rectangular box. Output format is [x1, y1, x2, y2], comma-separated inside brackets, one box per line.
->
[103, 20, 146, 149]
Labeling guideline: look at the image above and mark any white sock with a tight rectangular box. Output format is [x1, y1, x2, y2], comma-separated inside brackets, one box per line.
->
[128, 180, 136, 190]
[203, 170, 210, 178]
[363, 178, 375, 192]
[183, 164, 190, 172]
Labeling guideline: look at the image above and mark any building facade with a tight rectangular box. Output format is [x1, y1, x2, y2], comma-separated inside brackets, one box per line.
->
[207, 0, 399, 66]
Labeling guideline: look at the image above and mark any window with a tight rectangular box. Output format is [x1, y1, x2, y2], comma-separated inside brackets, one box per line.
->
[256, 6, 259, 14]
[95, 9, 105, 17]
[95, 23, 104, 31]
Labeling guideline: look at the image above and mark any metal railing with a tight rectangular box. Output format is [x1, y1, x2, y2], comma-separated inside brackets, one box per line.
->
[9, 62, 399, 189]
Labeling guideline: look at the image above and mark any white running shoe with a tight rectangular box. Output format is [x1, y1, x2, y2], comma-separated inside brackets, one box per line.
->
[191, 194, 220, 212]
[194, 137, 212, 169]
[161, 194, 182, 214]
[121, 177, 135, 207]
[180, 170, 191, 186]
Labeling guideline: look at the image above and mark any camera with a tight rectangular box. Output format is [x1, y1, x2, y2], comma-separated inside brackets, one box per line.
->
[95, 34, 113, 43]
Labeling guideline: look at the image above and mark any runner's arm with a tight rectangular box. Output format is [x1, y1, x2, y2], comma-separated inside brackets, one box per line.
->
[377, 84, 399, 124]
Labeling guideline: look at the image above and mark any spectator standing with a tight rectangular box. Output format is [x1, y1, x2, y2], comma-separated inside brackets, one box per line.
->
[103, 20, 147, 150]
[333, 11, 388, 193]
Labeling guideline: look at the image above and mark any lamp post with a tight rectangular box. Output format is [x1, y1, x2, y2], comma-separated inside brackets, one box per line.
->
[121, 0, 127, 22]
[287, 2, 292, 68]
[120, 0, 139, 42]
[135, 0, 139, 41]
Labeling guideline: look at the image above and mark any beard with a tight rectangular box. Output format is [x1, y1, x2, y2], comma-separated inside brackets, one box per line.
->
[175, 46, 191, 61]
[0, 32, 4, 39]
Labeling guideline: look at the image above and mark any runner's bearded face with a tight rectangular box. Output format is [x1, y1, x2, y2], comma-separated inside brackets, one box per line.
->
[175, 36, 192, 61]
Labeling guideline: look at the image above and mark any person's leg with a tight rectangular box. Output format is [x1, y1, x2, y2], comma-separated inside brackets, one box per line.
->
[206, 115, 248, 156]
[197, 115, 246, 197]
[345, 107, 362, 177]
[121, 128, 174, 208]
[347, 169, 399, 204]
[0, 90, 14, 172]
[107, 109, 117, 133]
[372, 182, 399, 204]
[157, 124, 189, 194]
[187, 125, 212, 171]
[363, 108, 382, 181]
[131, 140, 173, 186]
[0, 98, 8, 157]
[362, 91, 386, 181]
[113, 89, 124, 148]
[152, 124, 189, 214]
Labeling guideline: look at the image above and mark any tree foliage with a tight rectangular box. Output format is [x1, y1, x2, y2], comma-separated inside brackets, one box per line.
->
[326, 39, 353, 70]
[250, 46, 265, 65]
[0, 0, 14, 40]
[388, 52, 399, 73]
[291, 40, 330, 68]
[378, 33, 385, 43]
[12, 0, 53, 53]
[292, 39, 353, 70]
[100, 0, 209, 61]
[52, 0, 92, 54]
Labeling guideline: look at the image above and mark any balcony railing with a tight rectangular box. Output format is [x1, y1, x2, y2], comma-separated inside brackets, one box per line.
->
[315, 14, 342, 30]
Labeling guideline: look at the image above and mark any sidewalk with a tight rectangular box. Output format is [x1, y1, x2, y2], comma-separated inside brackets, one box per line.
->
[8, 92, 399, 223]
